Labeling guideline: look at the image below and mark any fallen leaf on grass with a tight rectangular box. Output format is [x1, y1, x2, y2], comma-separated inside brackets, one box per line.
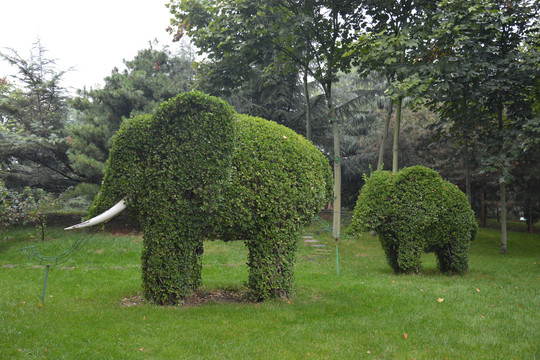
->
[139, 347, 144, 351]
[403, 333, 408, 340]
[476, 288, 481, 292]
[437, 298, 444, 303]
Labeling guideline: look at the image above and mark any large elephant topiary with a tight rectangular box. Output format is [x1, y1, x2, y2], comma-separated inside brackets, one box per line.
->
[349, 166, 477, 274]
[67, 91, 333, 304]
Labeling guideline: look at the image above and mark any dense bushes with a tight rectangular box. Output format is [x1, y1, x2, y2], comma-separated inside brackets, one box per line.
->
[0, 181, 51, 237]
[88, 91, 332, 304]
[350, 166, 477, 274]
[0, 180, 10, 229]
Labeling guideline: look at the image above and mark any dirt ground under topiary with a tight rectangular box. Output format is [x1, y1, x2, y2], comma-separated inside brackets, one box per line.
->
[122, 289, 251, 307]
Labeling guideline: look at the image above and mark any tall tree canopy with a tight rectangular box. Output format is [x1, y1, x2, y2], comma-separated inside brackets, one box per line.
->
[423, 0, 540, 250]
[0, 41, 82, 193]
[351, 0, 437, 173]
[167, 0, 307, 132]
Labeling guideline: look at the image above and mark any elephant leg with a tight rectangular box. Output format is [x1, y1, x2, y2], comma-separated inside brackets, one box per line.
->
[141, 227, 203, 305]
[246, 231, 298, 301]
[396, 239, 423, 274]
[436, 240, 470, 274]
[378, 234, 400, 273]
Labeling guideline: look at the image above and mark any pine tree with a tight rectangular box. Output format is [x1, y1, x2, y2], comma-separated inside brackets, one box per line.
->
[0, 41, 81, 192]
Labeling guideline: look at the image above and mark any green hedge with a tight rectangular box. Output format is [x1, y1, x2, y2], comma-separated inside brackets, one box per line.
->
[88, 91, 332, 304]
[350, 166, 477, 274]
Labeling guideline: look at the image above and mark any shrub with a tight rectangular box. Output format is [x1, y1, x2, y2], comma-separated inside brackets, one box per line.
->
[53, 183, 101, 214]
[350, 166, 477, 274]
[0, 180, 10, 229]
[87, 91, 332, 304]
[0, 182, 29, 229]
[0, 182, 56, 241]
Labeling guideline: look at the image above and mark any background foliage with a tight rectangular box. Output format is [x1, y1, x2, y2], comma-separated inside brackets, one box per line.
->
[0, 0, 538, 255]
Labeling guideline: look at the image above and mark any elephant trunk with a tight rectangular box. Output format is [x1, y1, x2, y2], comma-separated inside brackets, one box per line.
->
[64, 198, 127, 230]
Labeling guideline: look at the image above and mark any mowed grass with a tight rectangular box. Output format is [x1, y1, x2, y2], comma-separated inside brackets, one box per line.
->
[0, 223, 539, 359]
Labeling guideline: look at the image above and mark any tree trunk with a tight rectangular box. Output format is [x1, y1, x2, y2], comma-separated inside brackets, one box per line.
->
[303, 67, 312, 141]
[498, 105, 507, 254]
[480, 190, 487, 228]
[377, 97, 393, 170]
[392, 96, 403, 173]
[500, 178, 507, 254]
[464, 143, 472, 205]
[326, 88, 341, 240]
[527, 197, 533, 233]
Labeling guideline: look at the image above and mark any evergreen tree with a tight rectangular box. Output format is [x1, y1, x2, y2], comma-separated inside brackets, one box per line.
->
[68, 43, 196, 184]
[0, 41, 81, 193]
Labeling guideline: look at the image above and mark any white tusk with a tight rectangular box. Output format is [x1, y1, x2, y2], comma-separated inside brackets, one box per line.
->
[64, 198, 127, 230]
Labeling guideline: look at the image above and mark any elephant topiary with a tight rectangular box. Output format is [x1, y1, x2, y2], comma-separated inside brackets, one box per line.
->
[67, 91, 333, 304]
[349, 166, 477, 274]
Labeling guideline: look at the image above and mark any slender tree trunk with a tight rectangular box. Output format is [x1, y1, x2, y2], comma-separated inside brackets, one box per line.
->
[526, 198, 533, 233]
[392, 96, 403, 173]
[40, 219, 45, 241]
[500, 178, 507, 254]
[326, 87, 341, 240]
[480, 190, 487, 228]
[463, 98, 472, 204]
[377, 98, 393, 170]
[464, 143, 472, 205]
[498, 106, 508, 254]
[303, 68, 312, 141]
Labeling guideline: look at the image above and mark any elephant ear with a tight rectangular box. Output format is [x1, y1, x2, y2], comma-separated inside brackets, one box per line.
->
[87, 113, 152, 219]
[139, 91, 236, 231]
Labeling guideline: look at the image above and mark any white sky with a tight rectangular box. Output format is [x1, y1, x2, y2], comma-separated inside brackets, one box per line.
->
[0, 0, 180, 92]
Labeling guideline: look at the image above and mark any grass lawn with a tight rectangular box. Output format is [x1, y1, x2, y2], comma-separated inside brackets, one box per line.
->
[1, 223, 539, 359]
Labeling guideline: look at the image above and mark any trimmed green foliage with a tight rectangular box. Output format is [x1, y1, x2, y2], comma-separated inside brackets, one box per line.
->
[87, 91, 332, 304]
[89, 91, 236, 305]
[350, 165, 477, 274]
[223, 115, 333, 299]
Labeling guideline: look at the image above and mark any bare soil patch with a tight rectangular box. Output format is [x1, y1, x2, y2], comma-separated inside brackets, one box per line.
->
[122, 289, 251, 307]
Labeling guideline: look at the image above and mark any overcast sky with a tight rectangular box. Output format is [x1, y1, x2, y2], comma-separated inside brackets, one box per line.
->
[0, 0, 181, 92]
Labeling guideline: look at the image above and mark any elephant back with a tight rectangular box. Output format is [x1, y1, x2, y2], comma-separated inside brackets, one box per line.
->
[218, 114, 333, 239]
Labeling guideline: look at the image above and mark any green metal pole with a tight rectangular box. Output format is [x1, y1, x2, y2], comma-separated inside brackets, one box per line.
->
[41, 265, 50, 302]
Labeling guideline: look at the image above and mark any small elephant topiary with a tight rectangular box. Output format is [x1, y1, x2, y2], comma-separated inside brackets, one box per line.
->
[349, 166, 477, 274]
[73, 91, 333, 304]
